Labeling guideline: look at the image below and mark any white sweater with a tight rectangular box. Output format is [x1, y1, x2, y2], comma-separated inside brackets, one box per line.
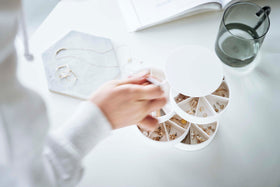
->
[0, 0, 112, 187]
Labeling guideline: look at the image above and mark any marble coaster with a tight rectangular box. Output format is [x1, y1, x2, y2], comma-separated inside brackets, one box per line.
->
[42, 31, 120, 99]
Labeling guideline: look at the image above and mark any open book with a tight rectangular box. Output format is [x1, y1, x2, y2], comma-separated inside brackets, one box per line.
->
[118, 0, 241, 32]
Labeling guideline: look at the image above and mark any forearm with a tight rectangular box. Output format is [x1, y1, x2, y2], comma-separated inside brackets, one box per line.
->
[51, 101, 112, 158]
[44, 101, 112, 186]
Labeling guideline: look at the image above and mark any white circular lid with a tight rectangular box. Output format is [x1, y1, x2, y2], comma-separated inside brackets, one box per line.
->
[165, 45, 223, 97]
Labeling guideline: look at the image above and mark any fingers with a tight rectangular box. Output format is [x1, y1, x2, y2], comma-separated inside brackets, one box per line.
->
[138, 115, 159, 131]
[116, 83, 165, 100]
[135, 84, 165, 100]
[146, 97, 167, 113]
[118, 73, 149, 85]
[138, 98, 167, 131]
[128, 69, 150, 79]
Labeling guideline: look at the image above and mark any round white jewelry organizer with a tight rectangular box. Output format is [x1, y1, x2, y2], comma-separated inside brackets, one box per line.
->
[137, 45, 231, 151]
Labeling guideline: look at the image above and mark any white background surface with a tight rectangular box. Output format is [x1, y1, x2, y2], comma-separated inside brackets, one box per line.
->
[17, 0, 280, 186]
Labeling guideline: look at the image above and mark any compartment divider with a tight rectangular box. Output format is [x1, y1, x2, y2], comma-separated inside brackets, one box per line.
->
[193, 123, 210, 139]
[162, 122, 170, 141]
[167, 120, 187, 132]
[203, 96, 217, 114]
[176, 97, 194, 106]
[180, 125, 191, 144]
[147, 128, 153, 138]
[161, 107, 168, 115]
[194, 98, 200, 116]
[184, 122, 191, 136]
[195, 97, 215, 117]
[212, 80, 230, 98]
[161, 105, 172, 116]
[210, 94, 229, 101]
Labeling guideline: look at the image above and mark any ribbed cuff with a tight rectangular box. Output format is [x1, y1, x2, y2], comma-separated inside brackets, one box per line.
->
[52, 101, 112, 158]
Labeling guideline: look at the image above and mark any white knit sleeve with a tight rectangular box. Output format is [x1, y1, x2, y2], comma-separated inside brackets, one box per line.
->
[44, 101, 112, 186]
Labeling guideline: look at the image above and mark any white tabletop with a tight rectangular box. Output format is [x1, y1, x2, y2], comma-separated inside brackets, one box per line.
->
[17, 0, 280, 186]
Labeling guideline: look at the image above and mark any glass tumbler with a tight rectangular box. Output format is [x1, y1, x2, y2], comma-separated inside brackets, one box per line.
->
[215, 2, 270, 68]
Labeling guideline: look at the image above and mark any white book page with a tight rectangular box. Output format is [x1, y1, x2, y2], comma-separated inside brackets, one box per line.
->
[131, 0, 221, 25]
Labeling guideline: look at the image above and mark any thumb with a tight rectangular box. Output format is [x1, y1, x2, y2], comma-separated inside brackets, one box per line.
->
[118, 73, 149, 85]
[138, 115, 159, 131]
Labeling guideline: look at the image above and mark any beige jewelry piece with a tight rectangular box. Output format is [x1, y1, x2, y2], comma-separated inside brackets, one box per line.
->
[54, 47, 120, 69]
[56, 64, 78, 82]
[55, 47, 114, 56]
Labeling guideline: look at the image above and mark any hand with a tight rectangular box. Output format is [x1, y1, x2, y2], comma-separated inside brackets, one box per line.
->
[90, 74, 167, 130]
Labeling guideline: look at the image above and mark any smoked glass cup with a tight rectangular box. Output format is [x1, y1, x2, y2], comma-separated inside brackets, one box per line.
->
[215, 2, 270, 68]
